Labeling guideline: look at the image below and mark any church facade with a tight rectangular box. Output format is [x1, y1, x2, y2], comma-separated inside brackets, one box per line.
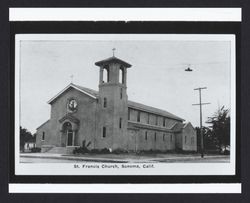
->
[36, 55, 197, 153]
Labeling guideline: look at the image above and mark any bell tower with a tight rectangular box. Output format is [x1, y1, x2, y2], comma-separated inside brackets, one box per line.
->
[95, 51, 131, 150]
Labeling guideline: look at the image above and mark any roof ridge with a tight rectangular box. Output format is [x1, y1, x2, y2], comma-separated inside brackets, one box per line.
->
[73, 84, 98, 94]
[128, 100, 184, 121]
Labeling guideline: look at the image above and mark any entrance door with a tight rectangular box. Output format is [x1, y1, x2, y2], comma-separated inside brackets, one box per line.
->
[67, 129, 73, 146]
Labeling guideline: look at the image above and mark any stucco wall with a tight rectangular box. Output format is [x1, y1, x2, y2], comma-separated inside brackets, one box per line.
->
[129, 108, 138, 122]
[136, 130, 175, 151]
[127, 128, 138, 151]
[127, 122, 176, 152]
[36, 120, 52, 147]
[36, 87, 97, 148]
[175, 132, 183, 150]
[97, 83, 128, 150]
[182, 123, 197, 151]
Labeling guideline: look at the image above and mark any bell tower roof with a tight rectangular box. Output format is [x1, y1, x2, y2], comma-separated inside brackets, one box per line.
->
[95, 56, 132, 68]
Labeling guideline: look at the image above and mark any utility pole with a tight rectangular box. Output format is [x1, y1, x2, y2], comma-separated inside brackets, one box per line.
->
[192, 87, 210, 158]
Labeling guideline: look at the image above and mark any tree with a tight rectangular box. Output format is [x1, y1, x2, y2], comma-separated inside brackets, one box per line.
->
[196, 126, 214, 152]
[206, 106, 230, 152]
[20, 126, 34, 152]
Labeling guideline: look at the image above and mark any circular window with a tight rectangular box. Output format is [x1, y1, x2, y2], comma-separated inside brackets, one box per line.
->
[67, 99, 77, 112]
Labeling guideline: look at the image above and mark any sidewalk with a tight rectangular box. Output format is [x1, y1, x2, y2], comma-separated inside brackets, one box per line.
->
[20, 153, 230, 163]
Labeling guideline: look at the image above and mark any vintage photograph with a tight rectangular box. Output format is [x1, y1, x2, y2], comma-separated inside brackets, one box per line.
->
[15, 34, 235, 175]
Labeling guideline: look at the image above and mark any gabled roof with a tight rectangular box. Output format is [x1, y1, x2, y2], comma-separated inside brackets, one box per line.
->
[73, 84, 99, 97]
[95, 56, 132, 68]
[47, 83, 98, 104]
[171, 122, 194, 131]
[171, 122, 185, 131]
[47, 83, 184, 121]
[36, 119, 50, 130]
[128, 100, 184, 121]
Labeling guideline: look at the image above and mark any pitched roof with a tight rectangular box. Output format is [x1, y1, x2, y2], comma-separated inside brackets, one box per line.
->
[171, 122, 194, 131]
[47, 83, 184, 121]
[171, 122, 185, 131]
[127, 100, 184, 121]
[47, 83, 98, 104]
[73, 84, 99, 98]
[36, 119, 50, 130]
[95, 56, 132, 68]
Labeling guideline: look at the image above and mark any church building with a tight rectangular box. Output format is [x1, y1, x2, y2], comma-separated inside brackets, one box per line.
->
[36, 54, 197, 154]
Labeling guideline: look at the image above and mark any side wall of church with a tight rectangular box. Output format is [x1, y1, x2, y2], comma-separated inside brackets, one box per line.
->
[127, 128, 138, 151]
[127, 107, 181, 151]
[127, 123, 176, 152]
[136, 129, 175, 151]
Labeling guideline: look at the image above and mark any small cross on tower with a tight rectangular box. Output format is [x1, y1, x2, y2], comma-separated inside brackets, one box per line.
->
[112, 48, 116, 57]
[70, 74, 74, 83]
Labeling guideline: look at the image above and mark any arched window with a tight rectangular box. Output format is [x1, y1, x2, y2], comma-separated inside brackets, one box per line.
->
[103, 65, 109, 83]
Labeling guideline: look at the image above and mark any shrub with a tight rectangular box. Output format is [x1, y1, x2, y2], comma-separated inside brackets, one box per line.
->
[31, 147, 41, 153]
[100, 148, 111, 154]
[112, 148, 128, 154]
[73, 147, 89, 154]
[223, 149, 230, 155]
[90, 149, 100, 154]
[73, 139, 91, 154]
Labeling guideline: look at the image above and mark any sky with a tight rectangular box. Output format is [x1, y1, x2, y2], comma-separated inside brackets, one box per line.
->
[19, 35, 232, 133]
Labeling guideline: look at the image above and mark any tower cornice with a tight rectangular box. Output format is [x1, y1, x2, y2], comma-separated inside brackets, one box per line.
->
[95, 56, 132, 68]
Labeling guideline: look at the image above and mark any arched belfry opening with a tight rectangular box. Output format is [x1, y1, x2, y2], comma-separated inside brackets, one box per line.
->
[95, 54, 131, 86]
[119, 66, 125, 84]
[103, 65, 109, 83]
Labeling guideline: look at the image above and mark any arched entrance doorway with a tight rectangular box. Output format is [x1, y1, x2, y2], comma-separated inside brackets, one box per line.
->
[62, 122, 74, 146]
